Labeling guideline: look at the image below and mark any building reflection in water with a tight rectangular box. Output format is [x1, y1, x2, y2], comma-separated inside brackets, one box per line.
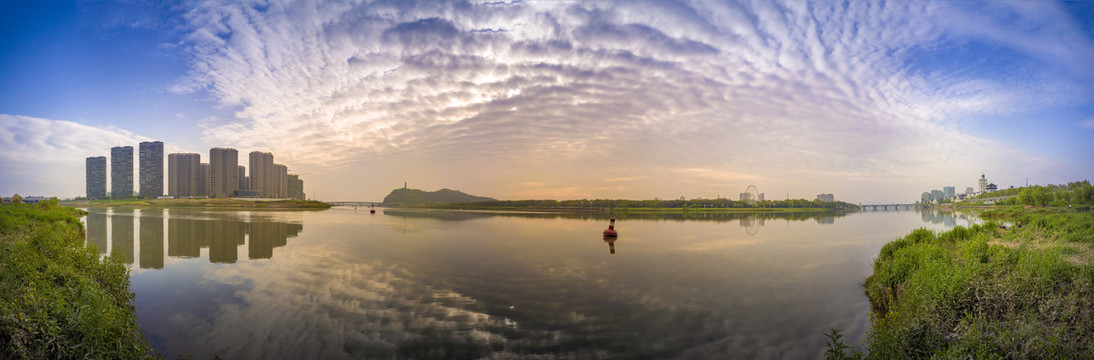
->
[208, 221, 244, 264]
[86, 211, 108, 254]
[139, 210, 164, 269]
[85, 208, 304, 268]
[249, 221, 303, 259]
[111, 209, 134, 263]
[168, 217, 202, 258]
[919, 209, 965, 227]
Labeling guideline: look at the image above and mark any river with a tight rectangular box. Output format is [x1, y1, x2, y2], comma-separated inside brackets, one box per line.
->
[82, 207, 975, 359]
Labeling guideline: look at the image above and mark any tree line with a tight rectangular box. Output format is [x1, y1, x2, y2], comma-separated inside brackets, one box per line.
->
[968, 180, 1094, 207]
[426, 198, 860, 210]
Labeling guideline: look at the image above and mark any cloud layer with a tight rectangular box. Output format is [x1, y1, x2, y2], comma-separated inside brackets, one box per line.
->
[7, 1, 1090, 201]
[0, 115, 147, 197]
[170, 0, 1094, 202]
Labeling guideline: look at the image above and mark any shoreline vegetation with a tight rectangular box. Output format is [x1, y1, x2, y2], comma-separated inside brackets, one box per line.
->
[392, 198, 862, 213]
[0, 200, 155, 359]
[826, 182, 1094, 359]
[61, 198, 331, 210]
[379, 187, 861, 213]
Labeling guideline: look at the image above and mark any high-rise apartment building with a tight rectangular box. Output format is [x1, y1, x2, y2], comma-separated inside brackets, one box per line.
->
[287, 174, 305, 200]
[978, 174, 988, 193]
[209, 148, 238, 198]
[273, 164, 288, 198]
[237, 165, 247, 190]
[86, 156, 107, 199]
[197, 163, 210, 197]
[943, 186, 955, 199]
[168, 153, 201, 197]
[139, 141, 164, 198]
[111, 146, 133, 198]
[249, 151, 274, 197]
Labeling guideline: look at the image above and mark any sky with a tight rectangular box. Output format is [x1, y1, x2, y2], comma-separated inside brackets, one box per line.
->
[2, 0, 1093, 203]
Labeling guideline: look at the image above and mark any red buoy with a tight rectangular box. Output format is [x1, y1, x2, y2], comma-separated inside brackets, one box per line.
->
[370, 209, 376, 214]
[603, 218, 618, 237]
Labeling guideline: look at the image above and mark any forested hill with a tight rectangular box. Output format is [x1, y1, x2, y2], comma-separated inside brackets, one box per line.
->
[382, 188, 496, 205]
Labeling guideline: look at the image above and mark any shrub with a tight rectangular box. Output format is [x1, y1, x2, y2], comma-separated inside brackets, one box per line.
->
[0, 204, 155, 359]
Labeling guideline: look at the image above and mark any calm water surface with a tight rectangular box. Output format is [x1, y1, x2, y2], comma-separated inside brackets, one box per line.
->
[82, 207, 975, 359]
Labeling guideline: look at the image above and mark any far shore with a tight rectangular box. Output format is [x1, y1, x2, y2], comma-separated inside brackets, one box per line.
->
[388, 205, 850, 214]
[62, 198, 331, 209]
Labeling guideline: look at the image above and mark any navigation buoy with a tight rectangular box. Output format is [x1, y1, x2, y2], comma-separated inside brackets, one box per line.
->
[602, 218, 618, 237]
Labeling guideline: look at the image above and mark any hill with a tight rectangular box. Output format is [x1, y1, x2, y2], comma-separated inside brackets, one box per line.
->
[382, 188, 495, 205]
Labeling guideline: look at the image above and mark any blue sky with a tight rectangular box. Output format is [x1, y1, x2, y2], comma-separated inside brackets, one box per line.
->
[2, 0, 1093, 203]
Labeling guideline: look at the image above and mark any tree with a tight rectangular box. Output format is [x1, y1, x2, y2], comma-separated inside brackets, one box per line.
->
[11, 193, 21, 204]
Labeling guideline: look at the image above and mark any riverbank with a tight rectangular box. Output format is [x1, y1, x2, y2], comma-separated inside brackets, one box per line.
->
[399, 204, 853, 214]
[62, 198, 331, 209]
[0, 202, 155, 359]
[839, 208, 1094, 358]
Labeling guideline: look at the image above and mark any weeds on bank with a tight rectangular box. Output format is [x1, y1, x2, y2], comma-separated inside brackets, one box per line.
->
[0, 203, 155, 359]
[827, 211, 1094, 359]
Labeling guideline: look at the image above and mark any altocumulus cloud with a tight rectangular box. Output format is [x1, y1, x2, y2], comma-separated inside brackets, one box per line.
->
[0, 115, 146, 197]
[175, 0, 1093, 201]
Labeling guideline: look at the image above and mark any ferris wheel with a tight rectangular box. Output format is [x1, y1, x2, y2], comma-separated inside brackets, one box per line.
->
[744, 185, 760, 206]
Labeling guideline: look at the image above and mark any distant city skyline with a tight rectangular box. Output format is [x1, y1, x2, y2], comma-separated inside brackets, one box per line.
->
[3, 1, 1093, 202]
[84, 141, 304, 200]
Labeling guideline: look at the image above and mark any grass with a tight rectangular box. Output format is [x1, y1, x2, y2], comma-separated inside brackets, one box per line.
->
[0, 202, 156, 359]
[828, 210, 1094, 359]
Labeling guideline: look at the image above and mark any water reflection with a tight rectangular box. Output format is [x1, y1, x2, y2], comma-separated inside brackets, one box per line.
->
[86, 210, 107, 254]
[741, 216, 763, 236]
[80, 207, 979, 359]
[249, 221, 303, 259]
[83, 208, 304, 266]
[139, 210, 164, 269]
[603, 236, 617, 254]
[167, 217, 202, 258]
[111, 208, 134, 263]
[920, 209, 976, 227]
[384, 209, 854, 237]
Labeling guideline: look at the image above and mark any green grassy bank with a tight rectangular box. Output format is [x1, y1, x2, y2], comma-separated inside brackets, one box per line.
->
[0, 202, 155, 359]
[827, 210, 1094, 359]
[62, 198, 331, 209]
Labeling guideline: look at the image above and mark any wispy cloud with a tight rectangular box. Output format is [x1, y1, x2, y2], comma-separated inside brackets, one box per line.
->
[0, 114, 146, 197]
[172, 0, 1094, 201]
[1081, 118, 1094, 130]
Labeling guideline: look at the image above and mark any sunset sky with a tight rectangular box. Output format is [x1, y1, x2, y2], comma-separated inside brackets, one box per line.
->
[2, 0, 1093, 203]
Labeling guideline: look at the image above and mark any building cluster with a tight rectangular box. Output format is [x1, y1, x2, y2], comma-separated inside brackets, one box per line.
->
[816, 193, 835, 202]
[739, 192, 765, 202]
[919, 173, 997, 204]
[85, 142, 305, 200]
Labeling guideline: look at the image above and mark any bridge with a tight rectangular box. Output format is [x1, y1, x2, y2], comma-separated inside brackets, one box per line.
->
[859, 203, 917, 211]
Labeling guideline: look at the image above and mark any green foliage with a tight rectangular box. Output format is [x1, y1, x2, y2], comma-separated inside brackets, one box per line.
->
[11, 193, 22, 204]
[0, 203, 155, 359]
[860, 212, 1094, 358]
[424, 196, 860, 211]
[823, 328, 863, 360]
[383, 188, 496, 205]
